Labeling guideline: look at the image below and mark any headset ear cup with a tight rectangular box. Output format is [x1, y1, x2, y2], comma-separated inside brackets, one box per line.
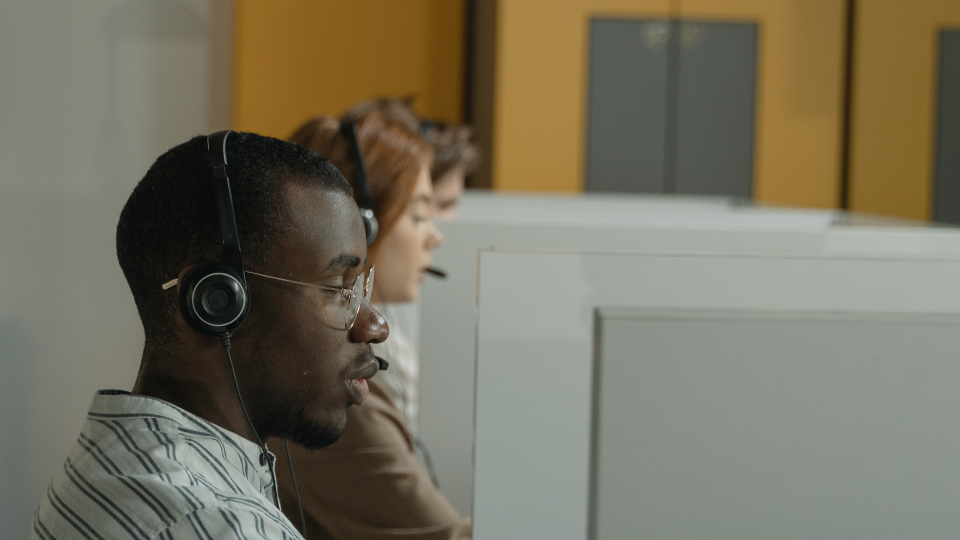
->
[361, 209, 378, 246]
[178, 263, 250, 336]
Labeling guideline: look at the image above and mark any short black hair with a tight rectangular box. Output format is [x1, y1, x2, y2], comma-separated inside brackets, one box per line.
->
[116, 132, 351, 345]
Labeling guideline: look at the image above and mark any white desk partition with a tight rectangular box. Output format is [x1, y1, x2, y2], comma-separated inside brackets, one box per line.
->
[454, 190, 845, 228]
[473, 249, 960, 540]
[418, 191, 945, 515]
[592, 308, 960, 539]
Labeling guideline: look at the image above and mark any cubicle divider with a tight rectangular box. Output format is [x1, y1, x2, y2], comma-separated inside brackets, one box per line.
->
[591, 308, 960, 539]
[473, 248, 960, 540]
[416, 191, 941, 515]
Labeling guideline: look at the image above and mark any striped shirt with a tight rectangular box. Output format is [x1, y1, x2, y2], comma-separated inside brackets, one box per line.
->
[31, 390, 304, 539]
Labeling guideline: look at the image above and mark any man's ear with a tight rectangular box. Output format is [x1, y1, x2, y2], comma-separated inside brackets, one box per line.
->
[161, 264, 198, 295]
[174, 264, 197, 295]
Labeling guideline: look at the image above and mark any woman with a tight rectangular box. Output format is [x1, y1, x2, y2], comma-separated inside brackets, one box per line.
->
[276, 99, 469, 540]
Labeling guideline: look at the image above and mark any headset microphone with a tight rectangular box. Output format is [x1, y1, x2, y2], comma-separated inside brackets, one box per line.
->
[425, 267, 447, 280]
[376, 356, 389, 371]
[340, 120, 378, 246]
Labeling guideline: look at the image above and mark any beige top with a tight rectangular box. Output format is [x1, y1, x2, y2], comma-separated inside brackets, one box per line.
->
[274, 381, 471, 539]
[371, 303, 420, 432]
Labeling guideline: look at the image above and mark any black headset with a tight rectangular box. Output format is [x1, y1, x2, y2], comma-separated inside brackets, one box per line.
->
[340, 120, 378, 246]
[178, 130, 252, 337]
[343, 117, 449, 280]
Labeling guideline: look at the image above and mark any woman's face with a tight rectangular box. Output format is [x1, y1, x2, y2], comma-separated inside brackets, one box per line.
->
[371, 165, 444, 303]
[431, 165, 466, 221]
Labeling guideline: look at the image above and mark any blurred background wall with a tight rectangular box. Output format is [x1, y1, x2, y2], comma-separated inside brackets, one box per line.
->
[226, 0, 960, 221]
[231, 0, 467, 138]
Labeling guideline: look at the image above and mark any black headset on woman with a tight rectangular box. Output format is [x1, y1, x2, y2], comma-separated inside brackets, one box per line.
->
[339, 118, 447, 280]
[339, 120, 378, 246]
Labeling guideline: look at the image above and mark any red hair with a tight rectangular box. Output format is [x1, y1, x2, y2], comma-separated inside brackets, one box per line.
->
[289, 99, 432, 260]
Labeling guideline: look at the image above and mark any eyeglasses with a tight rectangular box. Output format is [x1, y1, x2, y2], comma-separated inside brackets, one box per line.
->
[246, 266, 374, 330]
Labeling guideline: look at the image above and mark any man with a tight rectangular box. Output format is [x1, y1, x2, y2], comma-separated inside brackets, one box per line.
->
[30, 132, 387, 538]
[420, 119, 477, 220]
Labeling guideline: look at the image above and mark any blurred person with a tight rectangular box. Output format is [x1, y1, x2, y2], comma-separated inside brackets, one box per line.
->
[30, 132, 388, 539]
[420, 119, 478, 220]
[280, 99, 470, 540]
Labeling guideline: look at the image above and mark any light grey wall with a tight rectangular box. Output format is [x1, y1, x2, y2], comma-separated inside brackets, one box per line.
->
[0, 1, 231, 534]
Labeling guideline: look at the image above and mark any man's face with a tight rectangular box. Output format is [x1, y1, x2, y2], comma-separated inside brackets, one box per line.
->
[236, 183, 388, 449]
[431, 165, 465, 221]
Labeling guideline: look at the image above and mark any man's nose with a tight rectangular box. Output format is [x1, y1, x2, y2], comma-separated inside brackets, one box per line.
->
[350, 300, 388, 344]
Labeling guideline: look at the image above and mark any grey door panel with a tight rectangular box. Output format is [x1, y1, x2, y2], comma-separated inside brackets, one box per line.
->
[586, 18, 757, 198]
[933, 30, 960, 224]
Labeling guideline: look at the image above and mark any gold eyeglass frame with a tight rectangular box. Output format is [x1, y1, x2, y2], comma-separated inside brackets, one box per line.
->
[246, 265, 374, 329]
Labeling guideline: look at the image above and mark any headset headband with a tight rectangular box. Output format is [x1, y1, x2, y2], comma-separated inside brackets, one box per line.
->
[339, 120, 376, 211]
[206, 130, 246, 280]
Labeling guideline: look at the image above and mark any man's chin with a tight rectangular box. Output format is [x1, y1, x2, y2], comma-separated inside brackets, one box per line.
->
[287, 417, 345, 450]
[260, 395, 346, 450]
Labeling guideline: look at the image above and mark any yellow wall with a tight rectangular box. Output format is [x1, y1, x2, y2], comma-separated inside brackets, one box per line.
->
[233, 0, 465, 140]
[232, 0, 958, 219]
[492, 0, 847, 208]
[681, 1, 846, 209]
[848, 0, 960, 220]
